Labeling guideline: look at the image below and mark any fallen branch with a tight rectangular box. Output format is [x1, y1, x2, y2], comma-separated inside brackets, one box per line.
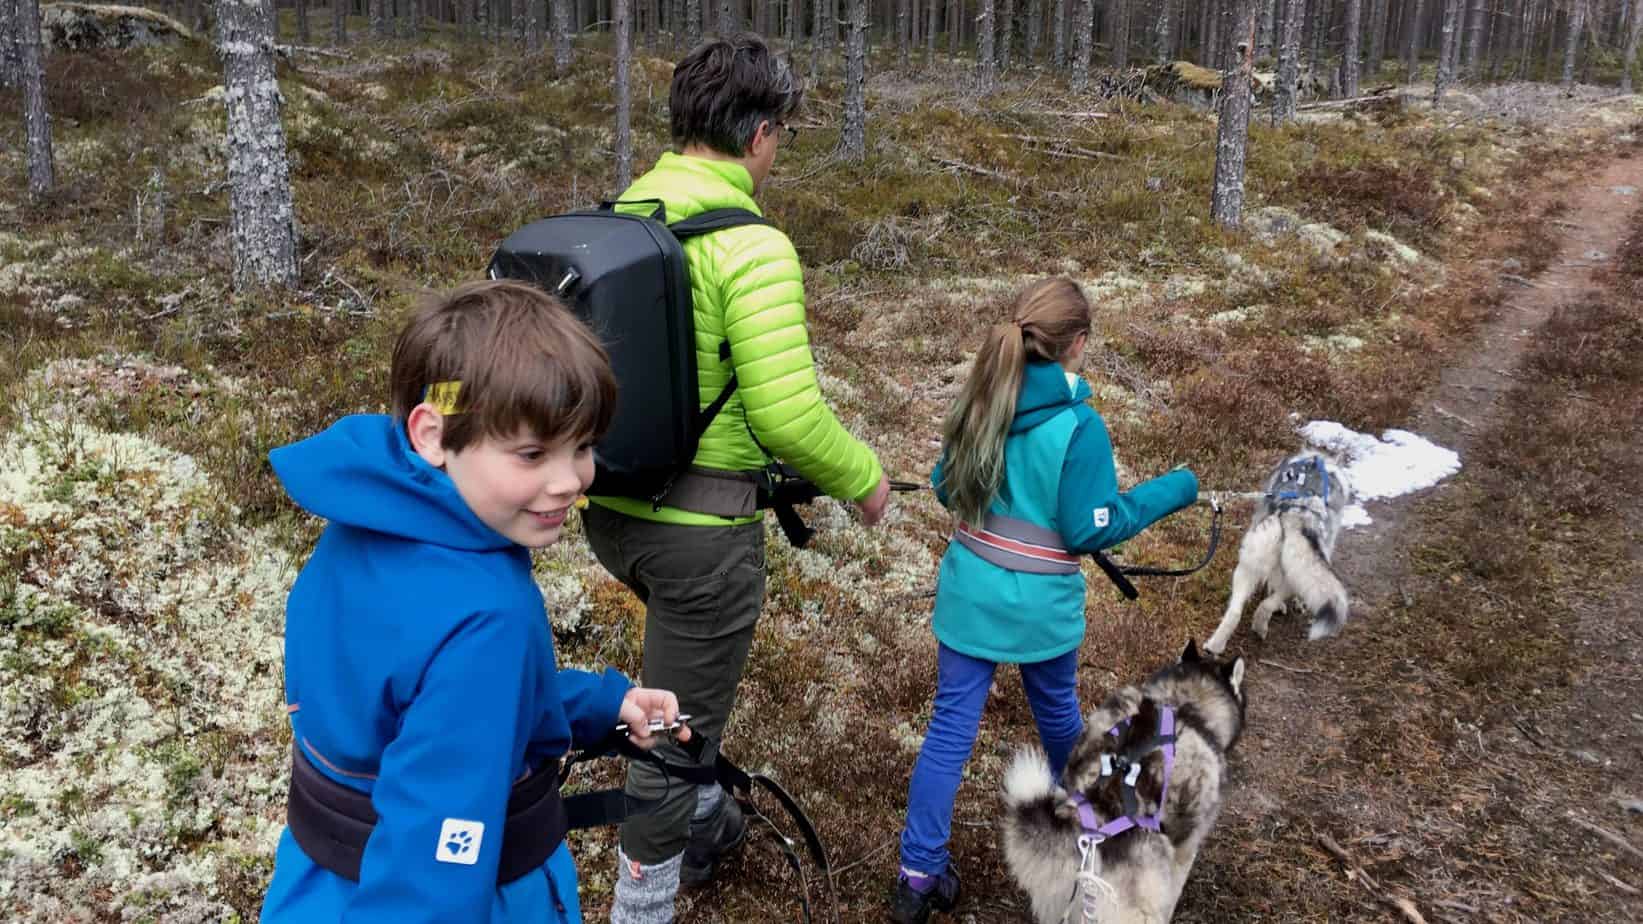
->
[275, 44, 351, 60]
[1001, 134, 1126, 160]
[1019, 109, 1113, 118]
[1567, 814, 1643, 864]
[1318, 833, 1429, 924]
[1432, 405, 1476, 429]
[1258, 659, 1317, 675]
[1499, 273, 1539, 288]
[1297, 93, 1396, 111]
[1597, 870, 1641, 895]
[928, 155, 1018, 184]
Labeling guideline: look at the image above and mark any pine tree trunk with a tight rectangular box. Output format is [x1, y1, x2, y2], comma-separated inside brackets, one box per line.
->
[1625, 0, 1640, 91]
[1027, 0, 1042, 58]
[1461, 0, 1484, 73]
[1213, 0, 1256, 227]
[1, 0, 22, 90]
[17, 0, 51, 197]
[841, 0, 867, 159]
[1274, 0, 1301, 120]
[552, 0, 573, 69]
[1403, 0, 1422, 80]
[1434, 0, 1461, 99]
[1257, 0, 1276, 56]
[372, 0, 388, 36]
[978, 0, 997, 88]
[296, 0, 310, 42]
[220, 0, 298, 289]
[1366, 0, 1388, 73]
[1560, 0, 1583, 87]
[527, 0, 543, 49]
[789, 0, 801, 42]
[999, 0, 1013, 68]
[898, 0, 910, 65]
[615, 0, 632, 191]
[1155, 0, 1172, 60]
[929, 0, 941, 57]
[1071, 0, 1092, 82]
[1113, 0, 1130, 66]
[1342, 0, 1361, 94]
[1053, 0, 1067, 65]
[1306, 0, 1325, 67]
[334, 0, 348, 42]
[717, 0, 734, 32]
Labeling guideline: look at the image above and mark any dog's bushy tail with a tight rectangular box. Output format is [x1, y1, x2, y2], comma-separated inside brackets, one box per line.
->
[1279, 519, 1350, 640]
[1001, 748, 1084, 924]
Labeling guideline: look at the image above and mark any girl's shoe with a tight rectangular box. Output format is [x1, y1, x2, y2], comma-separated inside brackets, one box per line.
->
[887, 868, 961, 924]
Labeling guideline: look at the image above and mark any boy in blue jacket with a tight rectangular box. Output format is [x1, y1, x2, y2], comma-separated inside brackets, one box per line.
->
[261, 280, 685, 923]
[890, 278, 1199, 923]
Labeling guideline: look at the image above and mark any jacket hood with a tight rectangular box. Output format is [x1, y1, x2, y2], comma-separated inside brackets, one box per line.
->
[1010, 360, 1091, 434]
[269, 414, 512, 551]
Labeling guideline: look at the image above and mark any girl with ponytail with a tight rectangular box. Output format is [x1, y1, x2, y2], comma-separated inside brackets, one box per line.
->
[888, 278, 1200, 924]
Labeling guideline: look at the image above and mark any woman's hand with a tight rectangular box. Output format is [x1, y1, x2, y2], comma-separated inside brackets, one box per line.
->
[617, 687, 691, 749]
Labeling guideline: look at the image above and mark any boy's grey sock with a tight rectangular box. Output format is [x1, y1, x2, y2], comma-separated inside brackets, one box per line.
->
[611, 847, 682, 924]
[692, 783, 724, 824]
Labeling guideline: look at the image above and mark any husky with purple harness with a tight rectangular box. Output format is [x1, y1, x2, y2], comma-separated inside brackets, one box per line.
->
[1000, 642, 1247, 923]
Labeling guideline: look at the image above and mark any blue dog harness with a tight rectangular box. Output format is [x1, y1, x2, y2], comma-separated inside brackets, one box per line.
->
[1269, 455, 1332, 506]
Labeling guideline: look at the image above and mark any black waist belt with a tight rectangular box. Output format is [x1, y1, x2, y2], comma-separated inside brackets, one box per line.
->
[286, 746, 568, 885]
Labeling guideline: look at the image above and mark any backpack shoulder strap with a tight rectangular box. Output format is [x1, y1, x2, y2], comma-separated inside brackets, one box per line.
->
[668, 208, 770, 239]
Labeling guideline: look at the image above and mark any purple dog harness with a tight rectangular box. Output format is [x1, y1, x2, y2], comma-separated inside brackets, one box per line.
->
[1061, 706, 1179, 922]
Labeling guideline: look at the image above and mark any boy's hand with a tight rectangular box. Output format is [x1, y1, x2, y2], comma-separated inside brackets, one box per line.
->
[855, 476, 892, 527]
[618, 687, 690, 749]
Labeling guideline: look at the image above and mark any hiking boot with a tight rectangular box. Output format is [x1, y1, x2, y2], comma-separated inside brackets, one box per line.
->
[887, 868, 961, 924]
[680, 795, 747, 887]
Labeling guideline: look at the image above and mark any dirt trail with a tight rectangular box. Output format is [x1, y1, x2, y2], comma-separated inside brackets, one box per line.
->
[1182, 153, 1643, 922]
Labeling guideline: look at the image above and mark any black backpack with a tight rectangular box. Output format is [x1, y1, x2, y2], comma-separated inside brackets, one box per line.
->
[487, 200, 768, 502]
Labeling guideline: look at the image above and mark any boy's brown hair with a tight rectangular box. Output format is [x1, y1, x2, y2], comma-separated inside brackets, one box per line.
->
[390, 280, 617, 452]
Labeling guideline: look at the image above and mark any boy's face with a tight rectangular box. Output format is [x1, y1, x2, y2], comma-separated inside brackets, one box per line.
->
[440, 428, 594, 549]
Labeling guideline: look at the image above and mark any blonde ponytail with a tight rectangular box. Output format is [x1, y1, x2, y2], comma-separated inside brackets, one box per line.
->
[937, 278, 1094, 525]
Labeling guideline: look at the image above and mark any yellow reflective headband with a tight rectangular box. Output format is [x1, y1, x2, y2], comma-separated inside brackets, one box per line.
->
[423, 381, 463, 415]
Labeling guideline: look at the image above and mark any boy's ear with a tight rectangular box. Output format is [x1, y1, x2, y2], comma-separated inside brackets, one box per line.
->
[406, 403, 449, 468]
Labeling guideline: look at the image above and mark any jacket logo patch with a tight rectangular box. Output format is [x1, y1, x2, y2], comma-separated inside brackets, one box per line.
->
[436, 818, 485, 865]
[1092, 507, 1110, 528]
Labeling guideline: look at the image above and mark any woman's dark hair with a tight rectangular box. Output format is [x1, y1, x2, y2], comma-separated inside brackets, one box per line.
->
[670, 33, 802, 157]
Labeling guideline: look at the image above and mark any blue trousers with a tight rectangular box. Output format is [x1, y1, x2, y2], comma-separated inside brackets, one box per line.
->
[898, 642, 1084, 877]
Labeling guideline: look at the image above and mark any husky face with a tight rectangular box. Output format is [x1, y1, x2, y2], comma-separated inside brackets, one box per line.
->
[1001, 642, 1248, 924]
[1204, 452, 1352, 655]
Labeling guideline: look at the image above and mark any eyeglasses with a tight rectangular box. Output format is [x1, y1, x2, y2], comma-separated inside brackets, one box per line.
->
[776, 121, 798, 144]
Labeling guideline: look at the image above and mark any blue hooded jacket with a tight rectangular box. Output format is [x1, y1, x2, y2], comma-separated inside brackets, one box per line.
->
[260, 415, 629, 924]
[931, 361, 1198, 663]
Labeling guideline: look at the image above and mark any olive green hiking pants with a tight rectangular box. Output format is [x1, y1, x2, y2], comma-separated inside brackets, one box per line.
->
[582, 504, 767, 864]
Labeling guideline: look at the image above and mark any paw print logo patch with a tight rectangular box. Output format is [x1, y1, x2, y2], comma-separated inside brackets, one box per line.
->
[435, 818, 485, 866]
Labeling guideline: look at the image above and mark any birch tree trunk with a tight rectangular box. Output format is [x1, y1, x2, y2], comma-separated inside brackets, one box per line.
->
[1274, 0, 1301, 121]
[615, 0, 632, 191]
[1342, 0, 1362, 95]
[1, 0, 22, 90]
[552, 0, 573, 70]
[978, 0, 997, 89]
[1625, 0, 1640, 92]
[841, 0, 867, 159]
[1434, 0, 1461, 99]
[1561, 0, 1584, 88]
[1053, 0, 1068, 66]
[1071, 0, 1093, 84]
[17, 0, 52, 197]
[1403, 0, 1423, 80]
[1213, 0, 1256, 227]
[1155, 0, 1172, 60]
[1462, 0, 1484, 73]
[220, 0, 298, 289]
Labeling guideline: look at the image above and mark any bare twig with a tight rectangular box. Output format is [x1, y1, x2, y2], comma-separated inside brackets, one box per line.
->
[832, 838, 896, 878]
[1499, 273, 1539, 288]
[1432, 406, 1476, 429]
[927, 155, 1018, 184]
[1597, 870, 1641, 896]
[1567, 814, 1643, 864]
[1318, 833, 1429, 924]
[1258, 659, 1317, 675]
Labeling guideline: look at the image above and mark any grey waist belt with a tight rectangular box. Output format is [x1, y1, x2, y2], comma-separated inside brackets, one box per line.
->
[657, 465, 767, 518]
[953, 514, 1081, 575]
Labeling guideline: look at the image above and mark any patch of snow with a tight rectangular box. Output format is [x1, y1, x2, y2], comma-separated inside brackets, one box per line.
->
[1299, 421, 1462, 527]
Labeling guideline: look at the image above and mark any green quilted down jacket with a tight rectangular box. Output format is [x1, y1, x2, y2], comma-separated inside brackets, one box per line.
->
[589, 152, 884, 526]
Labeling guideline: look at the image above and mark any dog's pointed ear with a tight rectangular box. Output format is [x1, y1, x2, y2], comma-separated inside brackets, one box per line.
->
[1180, 639, 1201, 663]
[1222, 658, 1246, 697]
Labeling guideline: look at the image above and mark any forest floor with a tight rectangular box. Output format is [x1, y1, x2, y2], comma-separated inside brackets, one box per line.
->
[4, 24, 1643, 923]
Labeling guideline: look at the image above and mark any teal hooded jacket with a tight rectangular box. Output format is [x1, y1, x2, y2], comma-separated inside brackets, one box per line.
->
[931, 361, 1198, 663]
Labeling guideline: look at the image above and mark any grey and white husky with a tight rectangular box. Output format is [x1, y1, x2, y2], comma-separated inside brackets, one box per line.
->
[1000, 642, 1247, 924]
[1203, 452, 1351, 656]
